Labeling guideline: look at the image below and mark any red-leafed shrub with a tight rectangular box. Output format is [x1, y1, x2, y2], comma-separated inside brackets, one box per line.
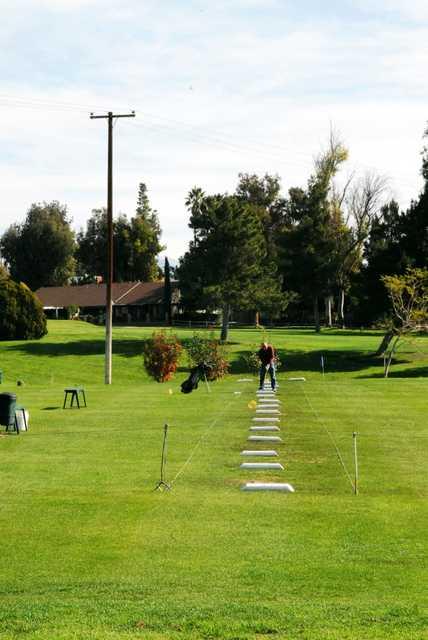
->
[143, 331, 182, 382]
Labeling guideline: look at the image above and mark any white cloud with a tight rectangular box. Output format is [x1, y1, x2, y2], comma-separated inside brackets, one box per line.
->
[0, 2, 427, 260]
[27, 0, 102, 9]
[354, 0, 428, 21]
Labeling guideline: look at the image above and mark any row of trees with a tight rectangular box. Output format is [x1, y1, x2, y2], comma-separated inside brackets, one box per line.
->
[0, 184, 164, 291]
[1, 129, 426, 341]
[177, 128, 428, 338]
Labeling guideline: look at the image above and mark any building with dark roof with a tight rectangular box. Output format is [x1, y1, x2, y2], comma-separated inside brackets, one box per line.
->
[35, 281, 180, 324]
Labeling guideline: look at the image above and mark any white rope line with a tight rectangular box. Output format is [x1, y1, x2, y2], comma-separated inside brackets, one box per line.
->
[18, 427, 428, 441]
[299, 383, 355, 491]
[169, 392, 240, 486]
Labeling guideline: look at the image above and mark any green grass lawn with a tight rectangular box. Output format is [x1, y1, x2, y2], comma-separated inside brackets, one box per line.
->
[0, 321, 427, 639]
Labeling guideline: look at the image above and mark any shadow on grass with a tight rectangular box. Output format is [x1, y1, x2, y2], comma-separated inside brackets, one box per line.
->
[4, 338, 146, 358]
[6, 336, 241, 360]
[252, 327, 384, 338]
[229, 348, 410, 376]
[312, 328, 383, 338]
[358, 366, 428, 379]
[6, 336, 425, 379]
[42, 406, 62, 411]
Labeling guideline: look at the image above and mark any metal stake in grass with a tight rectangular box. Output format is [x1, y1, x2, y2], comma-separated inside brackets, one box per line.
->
[321, 354, 325, 378]
[154, 423, 171, 491]
[203, 371, 211, 393]
[353, 432, 359, 496]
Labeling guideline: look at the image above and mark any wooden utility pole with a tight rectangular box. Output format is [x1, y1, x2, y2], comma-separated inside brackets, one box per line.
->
[90, 110, 135, 384]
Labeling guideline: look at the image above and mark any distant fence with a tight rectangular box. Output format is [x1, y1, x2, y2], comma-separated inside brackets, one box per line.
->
[170, 320, 237, 329]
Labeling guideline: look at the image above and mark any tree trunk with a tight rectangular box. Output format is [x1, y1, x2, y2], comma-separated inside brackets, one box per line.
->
[338, 288, 345, 328]
[220, 303, 230, 342]
[314, 295, 320, 333]
[163, 257, 172, 326]
[255, 311, 260, 327]
[384, 336, 400, 378]
[375, 331, 394, 356]
[325, 296, 333, 327]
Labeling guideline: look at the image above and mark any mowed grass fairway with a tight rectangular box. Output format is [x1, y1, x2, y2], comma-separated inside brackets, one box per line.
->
[0, 321, 427, 639]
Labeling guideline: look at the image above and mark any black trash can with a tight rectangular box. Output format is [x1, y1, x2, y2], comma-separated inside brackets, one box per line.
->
[0, 393, 17, 431]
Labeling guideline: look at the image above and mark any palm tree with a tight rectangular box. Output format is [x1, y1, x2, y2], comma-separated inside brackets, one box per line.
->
[185, 187, 206, 244]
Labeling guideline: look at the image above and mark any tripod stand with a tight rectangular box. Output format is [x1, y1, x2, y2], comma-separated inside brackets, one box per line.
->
[154, 423, 171, 491]
[203, 370, 211, 393]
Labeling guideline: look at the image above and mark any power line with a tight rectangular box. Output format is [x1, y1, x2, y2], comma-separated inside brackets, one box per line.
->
[0, 94, 423, 190]
[0, 95, 318, 166]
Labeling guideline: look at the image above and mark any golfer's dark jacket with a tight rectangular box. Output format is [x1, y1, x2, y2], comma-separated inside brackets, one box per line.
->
[258, 346, 275, 366]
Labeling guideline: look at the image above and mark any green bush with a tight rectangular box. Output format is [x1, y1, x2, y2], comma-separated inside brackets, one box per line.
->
[186, 333, 229, 380]
[240, 350, 260, 375]
[143, 331, 182, 382]
[0, 277, 47, 340]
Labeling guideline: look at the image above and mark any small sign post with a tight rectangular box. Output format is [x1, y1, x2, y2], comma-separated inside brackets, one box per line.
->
[353, 432, 359, 496]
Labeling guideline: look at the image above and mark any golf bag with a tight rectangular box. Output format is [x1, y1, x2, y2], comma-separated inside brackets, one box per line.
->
[181, 362, 211, 394]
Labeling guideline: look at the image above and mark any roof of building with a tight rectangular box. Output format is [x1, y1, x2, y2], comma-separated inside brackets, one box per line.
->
[35, 281, 170, 308]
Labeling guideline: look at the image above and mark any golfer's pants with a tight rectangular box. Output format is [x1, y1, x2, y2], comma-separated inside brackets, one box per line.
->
[259, 363, 276, 389]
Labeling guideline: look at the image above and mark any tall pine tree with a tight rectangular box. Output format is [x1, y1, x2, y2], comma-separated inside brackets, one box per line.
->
[131, 183, 164, 281]
[178, 193, 281, 340]
[76, 184, 164, 282]
[163, 256, 172, 325]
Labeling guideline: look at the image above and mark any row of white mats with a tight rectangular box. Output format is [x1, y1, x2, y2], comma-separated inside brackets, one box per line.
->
[241, 384, 295, 493]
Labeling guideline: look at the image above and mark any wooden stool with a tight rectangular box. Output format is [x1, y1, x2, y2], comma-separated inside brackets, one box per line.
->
[63, 387, 87, 409]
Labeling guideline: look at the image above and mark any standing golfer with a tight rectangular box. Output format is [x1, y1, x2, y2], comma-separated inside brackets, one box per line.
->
[258, 341, 276, 391]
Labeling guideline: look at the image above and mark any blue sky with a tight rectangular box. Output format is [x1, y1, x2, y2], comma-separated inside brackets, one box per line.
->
[1, 0, 427, 258]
